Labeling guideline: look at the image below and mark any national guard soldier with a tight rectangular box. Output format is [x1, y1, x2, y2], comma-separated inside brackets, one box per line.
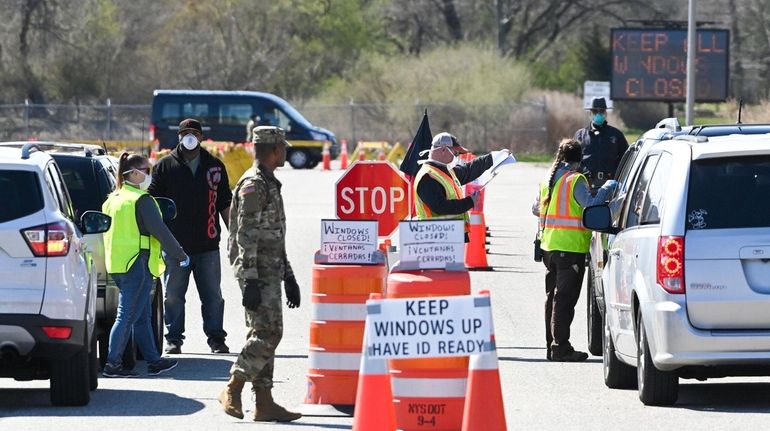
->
[218, 126, 302, 422]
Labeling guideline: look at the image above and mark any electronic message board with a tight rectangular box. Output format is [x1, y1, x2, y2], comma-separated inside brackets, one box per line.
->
[611, 28, 729, 102]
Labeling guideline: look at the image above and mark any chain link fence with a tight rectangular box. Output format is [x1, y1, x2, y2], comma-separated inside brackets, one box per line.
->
[0, 100, 551, 154]
[0, 100, 150, 143]
[299, 101, 549, 154]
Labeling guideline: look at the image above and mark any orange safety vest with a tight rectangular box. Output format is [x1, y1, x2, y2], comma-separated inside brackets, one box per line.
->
[539, 171, 591, 253]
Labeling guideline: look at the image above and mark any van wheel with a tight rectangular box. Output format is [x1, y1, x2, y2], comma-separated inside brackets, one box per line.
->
[288, 149, 309, 169]
[50, 345, 91, 406]
[586, 265, 603, 356]
[603, 311, 636, 389]
[89, 334, 99, 391]
[637, 312, 678, 405]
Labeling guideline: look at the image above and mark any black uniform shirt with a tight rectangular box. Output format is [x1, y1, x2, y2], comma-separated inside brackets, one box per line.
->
[574, 122, 628, 187]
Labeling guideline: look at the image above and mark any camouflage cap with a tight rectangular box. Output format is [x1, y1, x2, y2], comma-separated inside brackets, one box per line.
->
[252, 126, 291, 146]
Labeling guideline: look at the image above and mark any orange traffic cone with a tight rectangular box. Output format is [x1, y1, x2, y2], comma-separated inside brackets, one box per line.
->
[462, 290, 506, 431]
[465, 210, 492, 270]
[378, 143, 386, 161]
[358, 145, 366, 161]
[149, 150, 158, 164]
[340, 139, 349, 170]
[352, 294, 396, 431]
[322, 141, 331, 171]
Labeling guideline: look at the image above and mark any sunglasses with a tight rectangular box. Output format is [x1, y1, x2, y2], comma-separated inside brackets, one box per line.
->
[123, 167, 151, 175]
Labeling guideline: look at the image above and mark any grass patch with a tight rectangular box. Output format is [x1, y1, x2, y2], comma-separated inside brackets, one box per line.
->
[515, 152, 553, 163]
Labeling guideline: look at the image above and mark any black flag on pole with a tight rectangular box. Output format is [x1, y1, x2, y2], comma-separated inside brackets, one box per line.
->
[399, 109, 432, 181]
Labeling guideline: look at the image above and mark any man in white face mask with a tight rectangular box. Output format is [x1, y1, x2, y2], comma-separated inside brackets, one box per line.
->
[413, 132, 501, 242]
[148, 118, 233, 355]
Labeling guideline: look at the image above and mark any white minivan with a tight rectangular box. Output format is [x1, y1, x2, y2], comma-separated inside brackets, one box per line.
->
[585, 134, 770, 406]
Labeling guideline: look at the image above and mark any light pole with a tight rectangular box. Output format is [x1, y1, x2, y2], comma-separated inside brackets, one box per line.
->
[686, 0, 696, 126]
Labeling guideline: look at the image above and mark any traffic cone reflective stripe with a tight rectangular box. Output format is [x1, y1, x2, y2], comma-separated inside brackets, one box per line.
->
[322, 142, 331, 171]
[340, 139, 349, 170]
[465, 211, 492, 270]
[352, 293, 396, 431]
[462, 291, 506, 431]
[462, 350, 506, 430]
[351, 356, 395, 431]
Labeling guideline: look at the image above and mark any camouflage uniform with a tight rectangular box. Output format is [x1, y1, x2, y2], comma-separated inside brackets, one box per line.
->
[228, 158, 293, 388]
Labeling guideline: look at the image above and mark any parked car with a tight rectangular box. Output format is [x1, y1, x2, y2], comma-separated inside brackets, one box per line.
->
[0, 142, 165, 369]
[150, 89, 339, 169]
[585, 119, 770, 356]
[0, 143, 111, 406]
[584, 132, 770, 405]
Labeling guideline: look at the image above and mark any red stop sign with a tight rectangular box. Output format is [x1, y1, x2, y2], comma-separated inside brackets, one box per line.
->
[335, 161, 412, 237]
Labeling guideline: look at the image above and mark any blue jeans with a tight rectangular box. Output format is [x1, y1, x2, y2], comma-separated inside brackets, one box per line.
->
[163, 249, 227, 345]
[107, 254, 161, 366]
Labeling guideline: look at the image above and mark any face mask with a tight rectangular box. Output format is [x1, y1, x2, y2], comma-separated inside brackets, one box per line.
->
[181, 134, 199, 150]
[447, 154, 458, 169]
[592, 113, 606, 125]
[128, 170, 152, 191]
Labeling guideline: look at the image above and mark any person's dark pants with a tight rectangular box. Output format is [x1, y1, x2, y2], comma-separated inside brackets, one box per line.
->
[163, 249, 227, 347]
[543, 250, 586, 358]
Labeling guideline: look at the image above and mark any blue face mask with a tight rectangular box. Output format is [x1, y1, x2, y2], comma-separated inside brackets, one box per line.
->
[592, 113, 606, 125]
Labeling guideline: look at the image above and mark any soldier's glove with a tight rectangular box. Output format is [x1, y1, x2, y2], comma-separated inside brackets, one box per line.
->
[243, 279, 263, 311]
[284, 275, 301, 309]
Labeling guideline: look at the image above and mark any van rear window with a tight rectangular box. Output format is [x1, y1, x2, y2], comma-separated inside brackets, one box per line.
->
[687, 155, 770, 230]
[0, 170, 44, 223]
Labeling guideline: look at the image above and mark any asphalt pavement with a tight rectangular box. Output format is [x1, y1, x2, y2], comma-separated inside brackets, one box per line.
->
[3, 160, 770, 430]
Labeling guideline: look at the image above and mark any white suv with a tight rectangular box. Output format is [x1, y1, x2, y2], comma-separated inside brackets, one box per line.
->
[585, 133, 770, 406]
[0, 143, 111, 406]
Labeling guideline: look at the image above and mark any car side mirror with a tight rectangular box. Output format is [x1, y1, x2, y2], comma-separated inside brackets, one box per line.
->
[156, 197, 177, 222]
[583, 204, 617, 234]
[80, 211, 111, 234]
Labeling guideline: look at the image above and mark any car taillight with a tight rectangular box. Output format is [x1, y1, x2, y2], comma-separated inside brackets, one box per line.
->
[21, 221, 72, 257]
[657, 235, 685, 294]
[42, 326, 72, 339]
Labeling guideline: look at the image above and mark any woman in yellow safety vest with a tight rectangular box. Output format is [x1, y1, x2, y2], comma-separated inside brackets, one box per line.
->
[101, 153, 189, 378]
[532, 139, 617, 362]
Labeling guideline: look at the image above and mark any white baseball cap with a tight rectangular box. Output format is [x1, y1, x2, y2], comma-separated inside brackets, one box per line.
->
[419, 132, 469, 156]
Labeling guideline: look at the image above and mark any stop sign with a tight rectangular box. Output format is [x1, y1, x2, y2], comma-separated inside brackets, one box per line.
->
[335, 161, 412, 237]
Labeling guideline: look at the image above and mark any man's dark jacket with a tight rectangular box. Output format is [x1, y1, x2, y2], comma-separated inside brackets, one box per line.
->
[574, 122, 628, 188]
[416, 154, 493, 216]
[148, 146, 232, 254]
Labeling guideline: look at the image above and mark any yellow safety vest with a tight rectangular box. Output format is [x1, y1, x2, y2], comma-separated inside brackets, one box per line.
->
[539, 171, 591, 253]
[102, 185, 165, 277]
[414, 164, 470, 233]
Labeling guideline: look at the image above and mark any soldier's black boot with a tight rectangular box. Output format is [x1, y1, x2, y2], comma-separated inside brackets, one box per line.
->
[218, 375, 246, 419]
[252, 386, 302, 422]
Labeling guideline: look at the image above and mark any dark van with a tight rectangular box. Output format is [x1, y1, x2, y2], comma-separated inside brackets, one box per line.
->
[150, 89, 338, 169]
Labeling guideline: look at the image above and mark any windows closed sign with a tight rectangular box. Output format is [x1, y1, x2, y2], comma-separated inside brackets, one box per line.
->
[611, 28, 729, 102]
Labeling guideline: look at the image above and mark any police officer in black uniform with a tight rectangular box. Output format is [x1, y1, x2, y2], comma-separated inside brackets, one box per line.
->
[574, 97, 628, 189]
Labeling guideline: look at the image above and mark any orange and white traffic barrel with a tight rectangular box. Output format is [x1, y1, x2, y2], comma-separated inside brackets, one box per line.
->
[386, 269, 471, 431]
[305, 262, 387, 406]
